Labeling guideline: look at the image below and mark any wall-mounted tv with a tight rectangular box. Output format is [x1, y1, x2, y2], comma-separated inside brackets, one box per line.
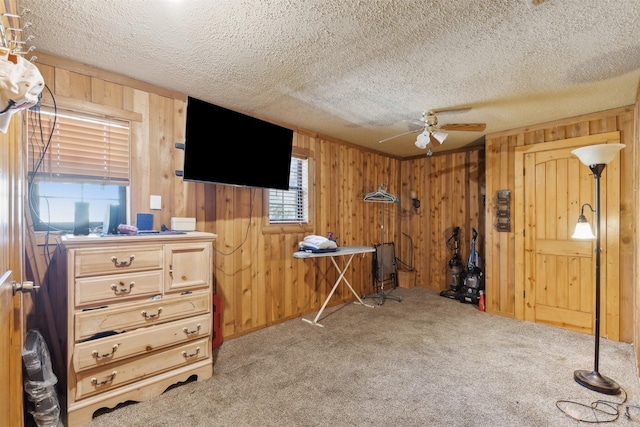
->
[182, 96, 294, 190]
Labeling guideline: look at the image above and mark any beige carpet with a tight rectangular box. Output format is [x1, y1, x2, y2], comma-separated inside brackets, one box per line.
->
[84, 287, 640, 426]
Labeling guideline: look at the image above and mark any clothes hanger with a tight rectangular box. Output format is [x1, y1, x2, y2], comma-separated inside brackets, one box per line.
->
[363, 184, 400, 204]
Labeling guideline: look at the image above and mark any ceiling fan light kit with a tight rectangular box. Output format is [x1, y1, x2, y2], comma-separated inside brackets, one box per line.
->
[432, 130, 448, 144]
[380, 109, 485, 155]
[414, 129, 448, 151]
[415, 131, 431, 149]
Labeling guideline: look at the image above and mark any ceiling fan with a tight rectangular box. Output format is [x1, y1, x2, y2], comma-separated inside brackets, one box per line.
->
[379, 109, 486, 155]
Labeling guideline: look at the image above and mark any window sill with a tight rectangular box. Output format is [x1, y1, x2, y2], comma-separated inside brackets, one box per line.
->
[262, 222, 314, 234]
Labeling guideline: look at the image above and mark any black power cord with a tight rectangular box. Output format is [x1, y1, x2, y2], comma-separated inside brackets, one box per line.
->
[556, 387, 640, 424]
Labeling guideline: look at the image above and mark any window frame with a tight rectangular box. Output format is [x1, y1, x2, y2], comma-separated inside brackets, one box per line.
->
[262, 146, 314, 234]
[25, 104, 133, 233]
[27, 105, 131, 185]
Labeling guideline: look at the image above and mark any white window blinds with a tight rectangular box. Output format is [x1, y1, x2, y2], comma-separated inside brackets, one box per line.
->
[27, 107, 131, 184]
[269, 156, 308, 223]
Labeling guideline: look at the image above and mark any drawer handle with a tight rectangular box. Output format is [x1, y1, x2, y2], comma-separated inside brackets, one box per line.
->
[182, 347, 200, 359]
[141, 307, 162, 319]
[183, 324, 201, 336]
[111, 281, 134, 294]
[91, 344, 119, 360]
[91, 371, 117, 386]
[111, 255, 135, 267]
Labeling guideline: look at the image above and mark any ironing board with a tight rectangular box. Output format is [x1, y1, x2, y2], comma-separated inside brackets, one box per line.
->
[294, 246, 376, 327]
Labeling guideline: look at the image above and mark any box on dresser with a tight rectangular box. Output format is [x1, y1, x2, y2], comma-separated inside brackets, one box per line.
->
[51, 231, 217, 426]
[170, 217, 196, 231]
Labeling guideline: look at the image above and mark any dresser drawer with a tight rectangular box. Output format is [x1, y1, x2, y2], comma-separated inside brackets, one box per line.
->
[75, 337, 210, 400]
[73, 245, 164, 277]
[75, 270, 163, 307]
[75, 291, 211, 341]
[73, 314, 211, 371]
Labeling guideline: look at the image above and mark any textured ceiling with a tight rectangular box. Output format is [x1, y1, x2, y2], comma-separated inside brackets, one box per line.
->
[20, 0, 640, 158]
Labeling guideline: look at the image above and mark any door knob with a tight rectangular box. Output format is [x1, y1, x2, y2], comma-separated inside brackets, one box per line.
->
[12, 281, 40, 295]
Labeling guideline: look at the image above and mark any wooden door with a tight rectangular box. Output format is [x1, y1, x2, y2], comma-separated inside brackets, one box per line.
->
[0, 117, 24, 424]
[515, 132, 621, 339]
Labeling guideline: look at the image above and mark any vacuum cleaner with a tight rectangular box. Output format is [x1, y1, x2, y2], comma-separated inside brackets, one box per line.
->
[460, 228, 484, 305]
[440, 226, 465, 299]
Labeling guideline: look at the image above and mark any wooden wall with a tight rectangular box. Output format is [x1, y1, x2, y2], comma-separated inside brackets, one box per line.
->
[33, 52, 197, 231]
[483, 106, 636, 343]
[206, 140, 485, 338]
[28, 53, 408, 340]
[28, 54, 637, 359]
[206, 133, 404, 338]
[399, 148, 485, 293]
[634, 86, 640, 374]
[29, 53, 484, 342]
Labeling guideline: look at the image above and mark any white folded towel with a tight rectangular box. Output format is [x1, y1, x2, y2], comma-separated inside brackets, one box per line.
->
[299, 235, 338, 250]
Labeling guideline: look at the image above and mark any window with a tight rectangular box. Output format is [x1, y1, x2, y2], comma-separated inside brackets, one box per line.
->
[27, 106, 130, 233]
[29, 182, 126, 232]
[269, 155, 309, 224]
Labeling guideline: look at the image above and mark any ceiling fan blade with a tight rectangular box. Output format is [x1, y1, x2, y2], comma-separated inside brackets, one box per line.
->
[403, 118, 427, 129]
[440, 123, 486, 132]
[429, 106, 472, 115]
[379, 128, 422, 143]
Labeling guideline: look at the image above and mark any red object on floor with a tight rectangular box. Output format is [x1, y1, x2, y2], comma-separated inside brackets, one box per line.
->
[478, 291, 485, 312]
[212, 293, 223, 349]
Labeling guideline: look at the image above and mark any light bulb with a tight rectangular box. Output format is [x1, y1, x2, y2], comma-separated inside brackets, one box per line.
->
[415, 131, 430, 149]
[572, 215, 595, 239]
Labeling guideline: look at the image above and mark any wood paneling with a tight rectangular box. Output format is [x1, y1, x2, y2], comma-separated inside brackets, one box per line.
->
[25, 54, 638, 356]
[35, 57, 185, 232]
[635, 83, 640, 377]
[485, 106, 636, 343]
[399, 148, 485, 293]
[209, 141, 403, 338]
[29, 54, 410, 341]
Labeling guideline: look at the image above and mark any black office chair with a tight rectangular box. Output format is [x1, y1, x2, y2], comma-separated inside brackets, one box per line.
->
[365, 242, 402, 305]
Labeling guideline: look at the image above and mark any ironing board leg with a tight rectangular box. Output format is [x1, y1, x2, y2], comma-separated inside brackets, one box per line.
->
[302, 253, 374, 327]
[329, 256, 375, 309]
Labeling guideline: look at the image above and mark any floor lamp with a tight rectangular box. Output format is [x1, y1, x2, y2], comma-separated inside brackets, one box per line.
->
[570, 143, 624, 395]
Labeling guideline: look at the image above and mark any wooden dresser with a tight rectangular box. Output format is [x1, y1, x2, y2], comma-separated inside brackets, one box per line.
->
[55, 232, 217, 426]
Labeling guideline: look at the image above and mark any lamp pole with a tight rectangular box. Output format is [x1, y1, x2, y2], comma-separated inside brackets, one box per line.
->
[573, 163, 620, 395]
[571, 143, 624, 395]
[592, 164, 603, 376]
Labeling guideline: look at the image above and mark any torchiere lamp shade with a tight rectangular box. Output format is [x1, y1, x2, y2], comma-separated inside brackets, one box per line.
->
[571, 143, 625, 166]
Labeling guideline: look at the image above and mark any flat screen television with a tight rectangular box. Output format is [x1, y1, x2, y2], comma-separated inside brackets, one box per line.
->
[182, 96, 294, 190]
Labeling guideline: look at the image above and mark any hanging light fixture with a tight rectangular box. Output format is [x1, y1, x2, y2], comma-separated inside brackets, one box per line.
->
[571, 142, 624, 395]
